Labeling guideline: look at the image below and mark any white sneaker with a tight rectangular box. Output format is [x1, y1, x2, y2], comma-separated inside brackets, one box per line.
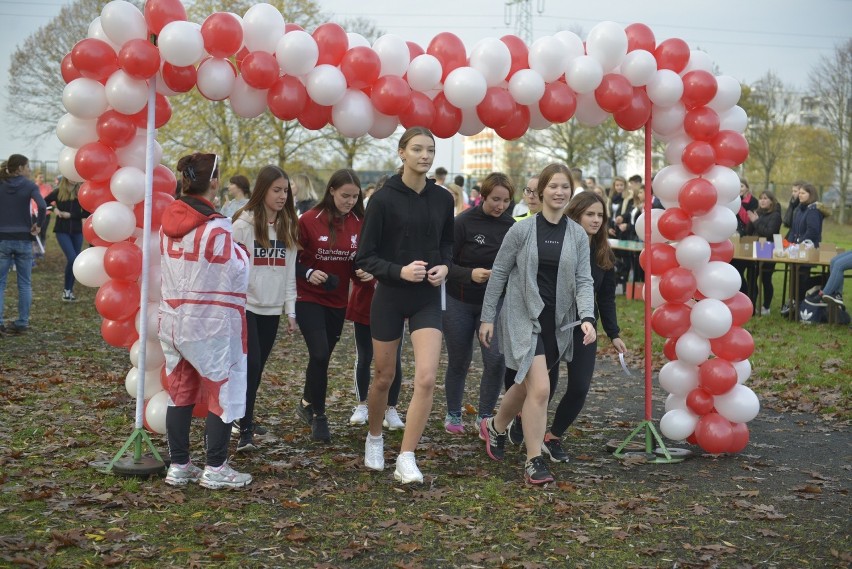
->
[393, 451, 423, 484]
[760, 307, 770, 316]
[349, 404, 369, 425]
[364, 434, 385, 471]
[198, 462, 252, 489]
[164, 462, 203, 486]
[382, 406, 405, 430]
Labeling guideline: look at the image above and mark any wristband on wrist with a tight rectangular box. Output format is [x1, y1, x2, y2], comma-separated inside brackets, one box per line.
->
[306, 269, 314, 280]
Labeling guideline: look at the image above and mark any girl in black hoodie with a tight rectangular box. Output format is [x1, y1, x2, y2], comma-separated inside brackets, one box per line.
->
[355, 127, 454, 484]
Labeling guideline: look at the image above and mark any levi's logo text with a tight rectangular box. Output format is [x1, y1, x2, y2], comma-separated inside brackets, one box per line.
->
[254, 239, 287, 266]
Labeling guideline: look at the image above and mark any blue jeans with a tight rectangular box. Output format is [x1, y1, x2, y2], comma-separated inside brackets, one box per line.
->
[55, 232, 84, 291]
[824, 251, 852, 296]
[0, 239, 34, 327]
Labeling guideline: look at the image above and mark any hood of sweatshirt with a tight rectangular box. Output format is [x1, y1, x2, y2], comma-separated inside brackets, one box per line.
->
[161, 196, 223, 239]
[2, 175, 32, 195]
[381, 174, 443, 239]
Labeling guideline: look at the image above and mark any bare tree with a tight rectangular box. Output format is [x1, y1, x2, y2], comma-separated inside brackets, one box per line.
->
[524, 119, 598, 173]
[809, 39, 852, 223]
[591, 118, 644, 179]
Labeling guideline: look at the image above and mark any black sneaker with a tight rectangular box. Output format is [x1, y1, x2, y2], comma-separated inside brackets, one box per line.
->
[823, 292, 844, 306]
[311, 414, 331, 442]
[236, 432, 257, 452]
[524, 456, 555, 485]
[9, 323, 27, 334]
[541, 436, 569, 463]
[295, 401, 313, 426]
[480, 417, 506, 461]
[508, 415, 524, 446]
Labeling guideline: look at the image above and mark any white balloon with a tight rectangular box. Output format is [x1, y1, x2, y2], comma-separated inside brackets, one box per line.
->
[332, 89, 374, 138]
[676, 235, 712, 270]
[444, 67, 488, 109]
[714, 384, 760, 423]
[660, 409, 699, 441]
[197, 57, 237, 101]
[105, 70, 148, 115]
[470, 37, 512, 87]
[72, 246, 109, 287]
[87, 17, 120, 52]
[229, 76, 268, 118]
[647, 69, 684, 107]
[58, 146, 83, 182]
[56, 114, 98, 149]
[116, 132, 162, 170]
[585, 21, 627, 72]
[658, 360, 700, 396]
[620, 49, 657, 86]
[690, 298, 732, 338]
[691, 205, 738, 243]
[242, 3, 285, 53]
[723, 195, 742, 214]
[372, 34, 410, 77]
[575, 92, 608, 126]
[130, 338, 166, 371]
[675, 330, 712, 365]
[553, 31, 585, 62]
[144, 390, 169, 434]
[135, 301, 160, 335]
[702, 165, 741, 204]
[565, 55, 603, 94]
[305, 64, 347, 106]
[695, 261, 742, 300]
[634, 209, 664, 243]
[732, 359, 752, 385]
[664, 393, 688, 413]
[347, 32, 370, 49]
[368, 109, 399, 139]
[653, 164, 692, 203]
[100, 0, 147, 46]
[651, 102, 686, 136]
[63, 78, 109, 119]
[110, 166, 146, 205]
[92, 201, 136, 243]
[407, 54, 442, 92]
[508, 68, 545, 105]
[718, 105, 748, 133]
[650, 275, 665, 308]
[458, 107, 485, 136]
[681, 50, 714, 74]
[158, 21, 204, 67]
[528, 103, 552, 130]
[707, 75, 742, 112]
[664, 133, 692, 165]
[125, 366, 164, 400]
[276, 30, 319, 76]
[528, 36, 568, 82]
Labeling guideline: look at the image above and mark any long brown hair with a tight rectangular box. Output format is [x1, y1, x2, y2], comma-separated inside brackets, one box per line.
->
[233, 165, 299, 250]
[313, 168, 364, 243]
[566, 191, 616, 271]
[0, 154, 28, 181]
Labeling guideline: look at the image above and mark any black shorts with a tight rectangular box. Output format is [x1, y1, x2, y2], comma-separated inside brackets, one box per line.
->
[370, 283, 443, 342]
[504, 304, 558, 387]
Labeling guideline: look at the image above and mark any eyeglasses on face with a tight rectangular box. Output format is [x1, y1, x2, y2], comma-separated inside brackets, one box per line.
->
[523, 187, 535, 196]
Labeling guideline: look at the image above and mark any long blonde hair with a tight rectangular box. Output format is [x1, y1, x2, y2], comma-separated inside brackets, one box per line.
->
[57, 177, 79, 202]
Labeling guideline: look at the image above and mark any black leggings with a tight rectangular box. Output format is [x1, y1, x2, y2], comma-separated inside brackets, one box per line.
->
[296, 301, 346, 415]
[549, 325, 598, 438]
[241, 311, 280, 433]
[353, 321, 402, 406]
[166, 406, 231, 467]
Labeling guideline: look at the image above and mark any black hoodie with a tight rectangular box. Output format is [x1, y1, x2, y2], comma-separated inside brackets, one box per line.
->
[355, 174, 454, 288]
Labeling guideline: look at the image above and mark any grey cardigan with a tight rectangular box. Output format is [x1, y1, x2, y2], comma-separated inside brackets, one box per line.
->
[480, 214, 595, 381]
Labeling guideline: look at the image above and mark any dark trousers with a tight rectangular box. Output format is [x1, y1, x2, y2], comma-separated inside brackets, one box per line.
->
[353, 321, 402, 406]
[549, 325, 598, 437]
[166, 406, 231, 467]
[241, 311, 280, 433]
[296, 301, 346, 415]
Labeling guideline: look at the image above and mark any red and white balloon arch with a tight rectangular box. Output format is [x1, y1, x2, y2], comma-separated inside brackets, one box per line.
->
[58, 0, 758, 454]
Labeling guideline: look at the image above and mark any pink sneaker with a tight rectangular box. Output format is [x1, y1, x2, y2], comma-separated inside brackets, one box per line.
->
[444, 413, 464, 435]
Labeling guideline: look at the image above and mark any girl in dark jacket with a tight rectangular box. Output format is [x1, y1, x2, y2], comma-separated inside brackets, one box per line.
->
[784, 183, 827, 313]
[44, 177, 89, 301]
[745, 190, 782, 315]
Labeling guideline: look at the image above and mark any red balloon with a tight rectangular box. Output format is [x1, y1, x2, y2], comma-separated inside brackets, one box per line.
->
[684, 107, 720, 142]
[723, 292, 753, 327]
[699, 358, 738, 395]
[241, 51, 279, 89]
[539, 81, 577, 123]
[101, 316, 139, 348]
[639, 243, 678, 276]
[500, 35, 529, 80]
[71, 38, 119, 82]
[268, 75, 308, 120]
[298, 98, 332, 130]
[144, 0, 187, 35]
[427, 32, 467, 82]
[625, 23, 656, 53]
[678, 178, 717, 216]
[96, 279, 141, 321]
[153, 164, 177, 195]
[651, 302, 692, 338]
[61, 52, 82, 84]
[285, 23, 304, 33]
[161, 62, 197, 93]
[681, 70, 718, 110]
[399, 91, 436, 129]
[340, 46, 381, 89]
[371, 75, 412, 116]
[495, 105, 530, 141]
[129, 93, 172, 129]
[659, 267, 697, 304]
[658, 208, 693, 241]
[234, 46, 250, 72]
[430, 92, 462, 139]
[712, 130, 749, 168]
[613, 88, 652, 131]
[709, 239, 734, 263]
[477, 87, 516, 128]
[134, 191, 174, 230]
[118, 39, 160, 80]
[75, 142, 118, 182]
[694, 412, 734, 454]
[686, 433, 699, 445]
[104, 241, 144, 281]
[97, 110, 137, 149]
[681, 141, 716, 174]
[82, 216, 111, 247]
[201, 12, 243, 58]
[663, 336, 678, 361]
[710, 326, 754, 362]
[728, 422, 750, 453]
[313, 23, 348, 66]
[686, 387, 715, 415]
[595, 73, 633, 113]
[654, 38, 690, 73]
[406, 41, 425, 61]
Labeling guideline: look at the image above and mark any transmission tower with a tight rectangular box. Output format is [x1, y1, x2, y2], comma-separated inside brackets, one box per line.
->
[504, 0, 545, 43]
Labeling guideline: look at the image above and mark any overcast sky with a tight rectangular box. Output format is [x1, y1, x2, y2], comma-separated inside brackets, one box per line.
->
[1, 0, 850, 170]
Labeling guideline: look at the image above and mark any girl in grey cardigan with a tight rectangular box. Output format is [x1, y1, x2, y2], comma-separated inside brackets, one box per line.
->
[479, 163, 596, 485]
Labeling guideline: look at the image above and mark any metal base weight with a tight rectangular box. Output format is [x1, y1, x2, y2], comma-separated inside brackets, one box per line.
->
[94, 427, 165, 476]
[612, 420, 686, 464]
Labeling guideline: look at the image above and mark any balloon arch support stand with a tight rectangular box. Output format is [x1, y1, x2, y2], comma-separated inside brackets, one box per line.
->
[60, 1, 759, 475]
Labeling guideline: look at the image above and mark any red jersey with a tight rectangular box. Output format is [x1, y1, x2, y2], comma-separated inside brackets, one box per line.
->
[297, 208, 362, 308]
[346, 277, 375, 325]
